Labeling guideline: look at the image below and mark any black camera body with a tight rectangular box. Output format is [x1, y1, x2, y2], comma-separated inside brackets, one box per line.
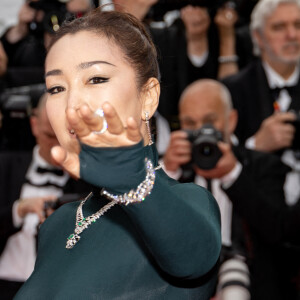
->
[29, 0, 72, 35]
[185, 124, 223, 170]
[0, 83, 46, 117]
[287, 111, 300, 155]
[149, 0, 238, 21]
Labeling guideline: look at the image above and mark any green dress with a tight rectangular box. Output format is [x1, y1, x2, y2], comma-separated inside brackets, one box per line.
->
[14, 141, 221, 299]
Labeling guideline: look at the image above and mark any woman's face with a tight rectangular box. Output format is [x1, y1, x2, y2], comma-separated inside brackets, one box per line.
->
[45, 31, 143, 151]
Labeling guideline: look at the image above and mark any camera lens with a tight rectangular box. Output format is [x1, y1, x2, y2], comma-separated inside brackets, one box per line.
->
[193, 142, 222, 170]
[199, 143, 213, 156]
[186, 124, 223, 170]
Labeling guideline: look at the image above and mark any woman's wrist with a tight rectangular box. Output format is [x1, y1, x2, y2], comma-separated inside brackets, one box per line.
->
[79, 140, 148, 193]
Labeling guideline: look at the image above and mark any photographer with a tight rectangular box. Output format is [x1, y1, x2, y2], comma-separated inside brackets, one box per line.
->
[162, 79, 298, 300]
[0, 94, 90, 299]
[0, 0, 93, 87]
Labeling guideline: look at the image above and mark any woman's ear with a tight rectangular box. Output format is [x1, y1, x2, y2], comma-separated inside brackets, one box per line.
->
[141, 77, 160, 120]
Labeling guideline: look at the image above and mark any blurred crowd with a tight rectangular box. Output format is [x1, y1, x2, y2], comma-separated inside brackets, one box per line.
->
[0, 0, 299, 299]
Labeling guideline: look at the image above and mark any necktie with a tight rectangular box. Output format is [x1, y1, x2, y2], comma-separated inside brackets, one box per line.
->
[206, 178, 212, 193]
[270, 85, 297, 101]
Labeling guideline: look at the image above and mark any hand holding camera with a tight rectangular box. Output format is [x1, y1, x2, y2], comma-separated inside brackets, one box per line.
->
[17, 195, 56, 223]
[194, 140, 237, 179]
[254, 112, 296, 152]
[164, 124, 237, 178]
[163, 130, 192, 172]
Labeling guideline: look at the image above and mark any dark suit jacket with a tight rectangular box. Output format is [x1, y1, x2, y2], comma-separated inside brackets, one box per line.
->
[180, 147, 298, 300]
[180, 147, 290, 242]
[222, 59, 300, 145]
[0, 151, 91, 255]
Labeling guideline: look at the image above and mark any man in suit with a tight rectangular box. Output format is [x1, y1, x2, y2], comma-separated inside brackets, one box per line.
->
[0, 94, 89, 299]
[222, 0, 300, 154]
[162, 79, 298, 300]
[222, 3, 300, 296]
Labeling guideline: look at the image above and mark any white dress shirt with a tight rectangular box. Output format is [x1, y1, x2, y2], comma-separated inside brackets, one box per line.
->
[0, 146, 69, 282]
[245, 62, 300, 206]
[162, 160, 242, 247]
[246, 62, 299, 149]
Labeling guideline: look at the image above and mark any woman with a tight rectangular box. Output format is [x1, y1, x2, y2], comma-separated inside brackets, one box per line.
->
[14, 8, 221, 300]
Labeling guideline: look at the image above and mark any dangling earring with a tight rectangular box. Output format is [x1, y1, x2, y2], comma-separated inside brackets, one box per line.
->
[144, 111, 153, 145]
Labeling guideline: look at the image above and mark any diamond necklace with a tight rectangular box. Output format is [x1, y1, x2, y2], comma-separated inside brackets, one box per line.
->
[66, 192, 117, 249]
[66, 160, 160, 249]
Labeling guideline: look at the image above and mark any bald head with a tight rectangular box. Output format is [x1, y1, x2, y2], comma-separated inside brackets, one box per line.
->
[179, 79, 237, 141]
[179, 79, 232, 116]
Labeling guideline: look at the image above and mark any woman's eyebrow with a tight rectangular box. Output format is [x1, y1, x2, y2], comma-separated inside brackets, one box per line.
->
[78, 60, 116, 69]
[45, 69, 62, 78]
[45, 61, 116, 78]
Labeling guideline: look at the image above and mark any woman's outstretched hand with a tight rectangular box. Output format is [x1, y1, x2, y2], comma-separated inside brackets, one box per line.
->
[51, 102, 142, 179]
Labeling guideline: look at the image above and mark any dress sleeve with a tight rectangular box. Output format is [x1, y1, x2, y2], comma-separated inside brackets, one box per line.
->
[79, 141, 221, 279]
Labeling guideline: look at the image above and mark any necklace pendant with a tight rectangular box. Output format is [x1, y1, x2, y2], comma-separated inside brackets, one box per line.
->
[66, 233, 80, 249]
[65, 192, 117, 250]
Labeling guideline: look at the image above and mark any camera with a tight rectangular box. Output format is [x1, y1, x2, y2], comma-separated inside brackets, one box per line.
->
[0, 83, 45, 151]
[29, 0, 73, 35]
[0, 83, 46, 118]
[287, 111, 300, 157]
[149, 0, 239, 21]
[185, 124, 223, 170]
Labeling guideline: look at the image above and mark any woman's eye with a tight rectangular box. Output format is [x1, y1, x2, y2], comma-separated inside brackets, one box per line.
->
[89, 77, 108, 84]
[46, 86, 65, 95]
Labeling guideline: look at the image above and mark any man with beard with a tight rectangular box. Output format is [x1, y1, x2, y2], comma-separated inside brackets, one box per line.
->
[222, 1, 300, 298]
[223, 0, 300, 154]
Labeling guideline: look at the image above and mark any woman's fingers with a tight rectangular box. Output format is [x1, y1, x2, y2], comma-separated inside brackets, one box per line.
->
[67, 105, 108, 137]
[51, 146, 80, 178]
[126, 117, 142, 142]
[67, 102, 142, 145]
[102, 102, 125, 135]
[67, 107, 91, 137]
[80, 105, 106, 132]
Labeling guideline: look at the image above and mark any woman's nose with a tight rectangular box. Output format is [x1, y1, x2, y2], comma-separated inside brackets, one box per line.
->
[65, 88, 82, 111]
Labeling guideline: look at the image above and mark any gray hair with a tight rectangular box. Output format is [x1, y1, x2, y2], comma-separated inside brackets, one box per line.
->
[250, 0, 300, 56]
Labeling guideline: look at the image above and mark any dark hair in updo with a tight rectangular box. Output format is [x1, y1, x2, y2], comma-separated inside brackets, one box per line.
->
[47, 8, 160, 91]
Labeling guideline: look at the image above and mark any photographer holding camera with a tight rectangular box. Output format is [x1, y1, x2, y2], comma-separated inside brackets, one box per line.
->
[162, 79, 299, 299]
[0, 94, 90, 299]
[0, 0, 93, 87]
